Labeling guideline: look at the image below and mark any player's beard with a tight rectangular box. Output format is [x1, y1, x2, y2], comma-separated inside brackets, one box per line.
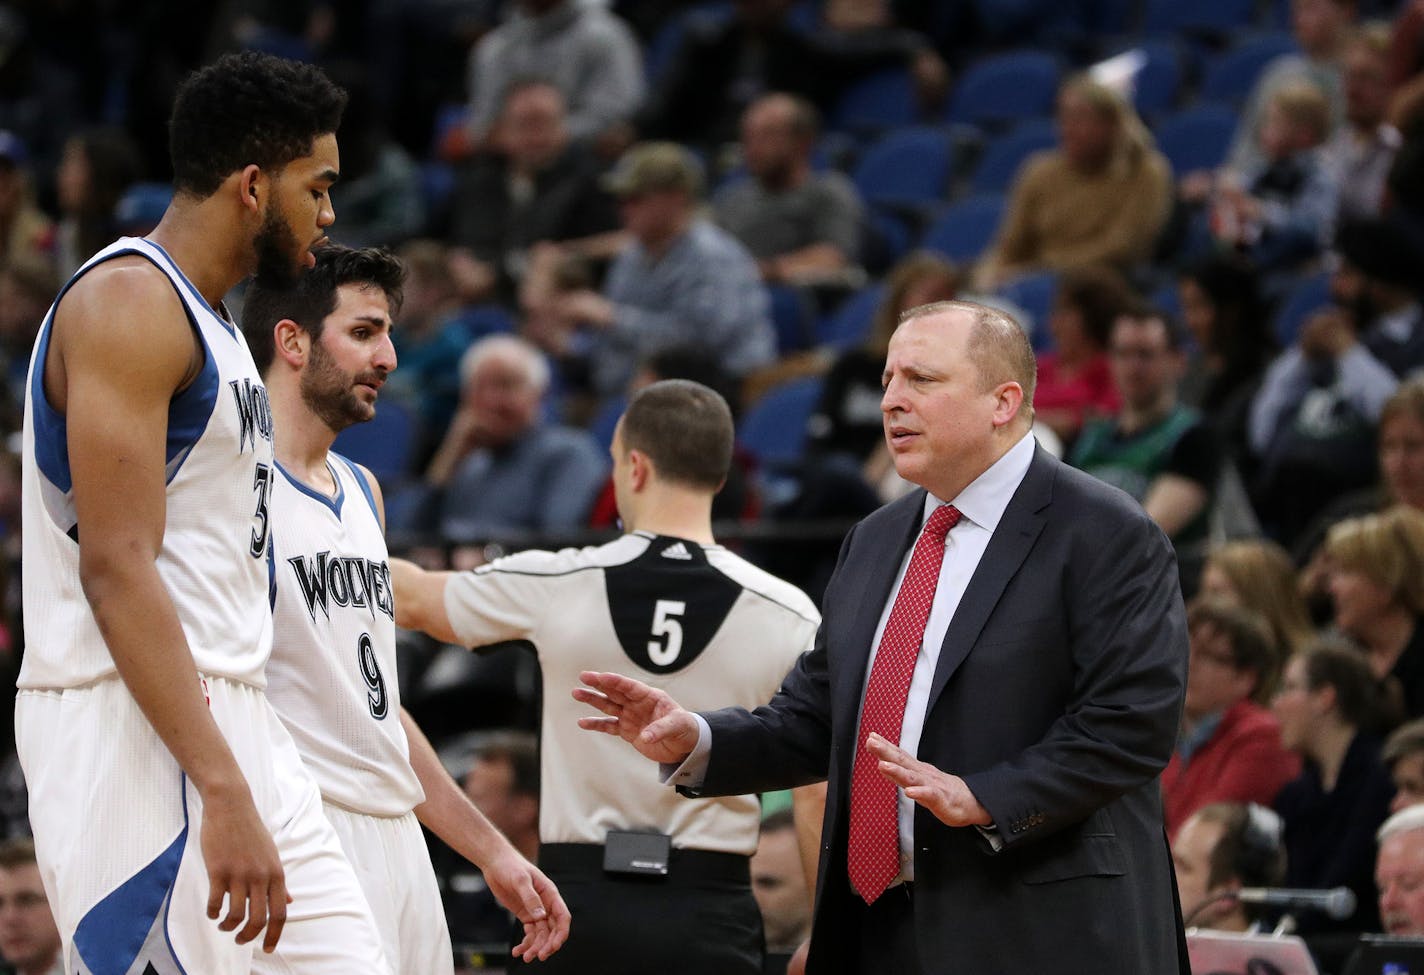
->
[253, 205, 304, 289]
[301, 337, 379, 434]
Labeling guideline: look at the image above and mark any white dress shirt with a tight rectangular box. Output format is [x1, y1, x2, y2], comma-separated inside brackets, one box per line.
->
[669, 432, 1037, 878]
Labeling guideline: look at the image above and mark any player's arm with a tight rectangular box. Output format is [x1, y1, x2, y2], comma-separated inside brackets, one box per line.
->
[400, 710, 569, 961]
[388, 556, 460, 645]
[56, 263, 287, 950]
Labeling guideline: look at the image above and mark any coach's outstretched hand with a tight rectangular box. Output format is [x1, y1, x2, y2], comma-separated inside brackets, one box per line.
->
[574, 671, 701, 765]
[485, 849, 571, 963]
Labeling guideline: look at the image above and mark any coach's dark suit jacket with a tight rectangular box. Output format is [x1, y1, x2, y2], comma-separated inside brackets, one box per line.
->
[691, 447, 1190, 974]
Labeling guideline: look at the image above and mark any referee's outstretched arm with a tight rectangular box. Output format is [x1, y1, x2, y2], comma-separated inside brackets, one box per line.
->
[390, 557, 461, 646]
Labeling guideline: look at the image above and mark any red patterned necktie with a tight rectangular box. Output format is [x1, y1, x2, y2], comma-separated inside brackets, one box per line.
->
[847, 503, 961, 904]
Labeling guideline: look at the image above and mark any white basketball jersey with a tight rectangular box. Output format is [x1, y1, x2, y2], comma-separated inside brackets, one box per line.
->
[266, 455, 423, 817]
[443, 533, 821, 855]
[20, 237, 276, 689]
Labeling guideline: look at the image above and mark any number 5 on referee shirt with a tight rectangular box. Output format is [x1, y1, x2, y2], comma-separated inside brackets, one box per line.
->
[648, 600, 686, 666]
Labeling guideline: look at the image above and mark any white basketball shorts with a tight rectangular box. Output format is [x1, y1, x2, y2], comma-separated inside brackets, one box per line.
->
[15, 675, 392, 975]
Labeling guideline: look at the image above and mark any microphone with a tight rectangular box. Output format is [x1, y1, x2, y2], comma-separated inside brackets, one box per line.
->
[1234, 886, 1357, 920]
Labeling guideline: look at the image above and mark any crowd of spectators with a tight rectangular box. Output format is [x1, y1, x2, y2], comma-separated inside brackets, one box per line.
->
[2, 0, 1424, 971]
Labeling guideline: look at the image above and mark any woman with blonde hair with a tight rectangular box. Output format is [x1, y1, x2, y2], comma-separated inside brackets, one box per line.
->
[1324, 506, 1424, 725]
[1200, 538, 1317, 657]
[974, 74, 1171, 289]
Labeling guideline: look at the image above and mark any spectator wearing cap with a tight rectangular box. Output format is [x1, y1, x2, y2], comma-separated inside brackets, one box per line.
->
[1333, 215, 1424, 378]
[527, 142, 775, 401]
[0, 131, 55, 276]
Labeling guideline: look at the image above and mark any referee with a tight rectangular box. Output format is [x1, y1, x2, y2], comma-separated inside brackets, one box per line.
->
[393, 379, 822, 974]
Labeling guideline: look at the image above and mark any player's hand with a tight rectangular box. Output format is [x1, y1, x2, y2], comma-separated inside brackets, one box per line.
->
[483, 848, 571, 963]
[199, 785, 289, 952]
[574, 671, 700, 764]
[864, 733, 992, 828]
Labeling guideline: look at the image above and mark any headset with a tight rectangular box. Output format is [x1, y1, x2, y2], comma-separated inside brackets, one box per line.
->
[1234, 803, 1286, 889]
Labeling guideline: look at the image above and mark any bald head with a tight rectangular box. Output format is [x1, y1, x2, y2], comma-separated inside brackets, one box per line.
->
[741, 92, 818, 186]
[901, 300, 1037, 420]
[882, 302, 1034, 500]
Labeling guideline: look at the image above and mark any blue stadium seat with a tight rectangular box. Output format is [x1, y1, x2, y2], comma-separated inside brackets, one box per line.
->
[332, 396, 422, 491]
[737, 376, 825, 470]
[420, 161, 455, 221]
[830, 67, 918, 135]
[644, 3, 732, 84]
[1273, 270, 1332, 347]
[429, 101, 468, 155]
[114, 181, 174, 235]
[996, 271, 1059, 350]
[588, 393, 628, 452]
[768, 283, 816, 355]
[1153, 104, 1239, 175]
[945, 51, 1061, 131]
[968, 119, 1057, 195]
[1143, 0, 1257, 35]
[1199, 32, 1298, 106]
[921, 194, 1006, 264]
[817, 283, 886, 350]
[445, 303, 515, 340]
[1151, 281, 1184, 324]
[1127, 40, 1185, 118]
[863, 209, 913, 273]
[851, 127, 954, 209]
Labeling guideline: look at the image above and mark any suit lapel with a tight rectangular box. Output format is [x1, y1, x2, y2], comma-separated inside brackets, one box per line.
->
[832, 490, 925, 752]
[926, 448, 1057, 713]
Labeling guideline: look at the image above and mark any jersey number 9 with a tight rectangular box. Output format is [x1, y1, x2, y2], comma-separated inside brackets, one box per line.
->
[357, 632, 389, 719]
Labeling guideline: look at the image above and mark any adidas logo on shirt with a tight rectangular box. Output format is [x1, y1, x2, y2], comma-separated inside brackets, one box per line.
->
[661, 542, 693, 560]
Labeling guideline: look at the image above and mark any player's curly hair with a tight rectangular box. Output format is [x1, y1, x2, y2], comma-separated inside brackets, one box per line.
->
[168, 51, 347, 197]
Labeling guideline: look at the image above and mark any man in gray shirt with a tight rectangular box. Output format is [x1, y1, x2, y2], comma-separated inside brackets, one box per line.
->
[463, 0, 644, 150]
[713, 93, 865, 286]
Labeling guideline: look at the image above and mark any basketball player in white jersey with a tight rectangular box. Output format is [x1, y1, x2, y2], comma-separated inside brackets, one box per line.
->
[392, 379, 823, 974]
[239, 244, 569, 971]
[15, 51, 399, 974]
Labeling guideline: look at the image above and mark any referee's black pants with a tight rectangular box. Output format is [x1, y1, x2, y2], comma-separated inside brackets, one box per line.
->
[517, 842, 764, 975]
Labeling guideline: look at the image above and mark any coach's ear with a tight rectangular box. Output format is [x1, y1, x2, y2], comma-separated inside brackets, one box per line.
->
[273, 318, 309, 368]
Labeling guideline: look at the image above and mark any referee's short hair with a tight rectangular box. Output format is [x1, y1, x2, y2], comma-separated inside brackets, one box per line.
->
[621, 379, 733, 491]
[0, 837, 37, 869]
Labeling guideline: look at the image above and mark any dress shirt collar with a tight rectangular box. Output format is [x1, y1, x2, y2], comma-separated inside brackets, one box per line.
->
[921, 431, 1036, 532]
